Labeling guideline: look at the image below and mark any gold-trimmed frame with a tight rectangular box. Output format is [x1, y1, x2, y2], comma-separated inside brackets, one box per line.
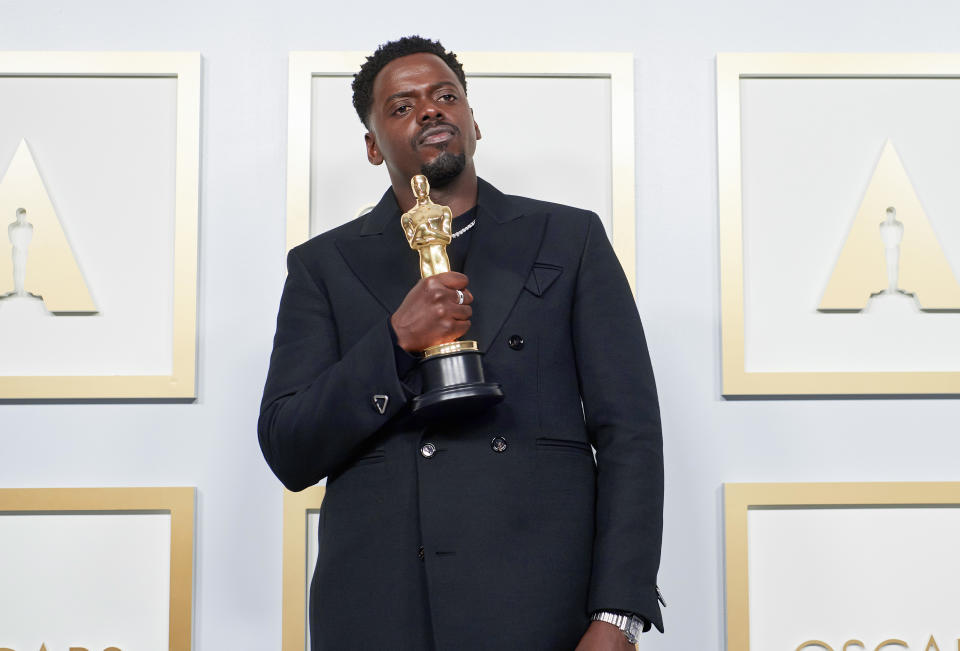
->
[285, 51, 637, 292]
[724, 481, 960, 651]
[718, 53, 960, 396]
[282, 485, 325, 651]
[0, 486, 196, 649]
[0, 52, 201, 399]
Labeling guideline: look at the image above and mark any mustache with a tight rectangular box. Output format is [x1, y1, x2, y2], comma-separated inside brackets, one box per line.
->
[412, 121, 461, 147]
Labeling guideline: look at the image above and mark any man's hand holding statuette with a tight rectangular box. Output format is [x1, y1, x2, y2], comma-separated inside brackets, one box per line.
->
[390, 271, 473, 353]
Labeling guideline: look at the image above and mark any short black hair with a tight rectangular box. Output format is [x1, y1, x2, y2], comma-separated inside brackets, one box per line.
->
[352, 36, 467, 128]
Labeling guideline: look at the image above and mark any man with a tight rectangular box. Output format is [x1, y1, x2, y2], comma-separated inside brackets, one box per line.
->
[259, 36, 664, 650]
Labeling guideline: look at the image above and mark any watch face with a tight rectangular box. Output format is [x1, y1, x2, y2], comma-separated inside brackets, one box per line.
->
[625, 616, 644, 642]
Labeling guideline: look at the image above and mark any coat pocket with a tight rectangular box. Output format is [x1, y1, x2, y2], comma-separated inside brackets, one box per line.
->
[353, 449, 386, 466]
[523, 263, 563, 296]
[535, 437, 593, 456]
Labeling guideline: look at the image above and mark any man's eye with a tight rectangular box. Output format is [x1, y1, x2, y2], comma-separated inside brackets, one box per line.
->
[394, 104, 411, 115]
[439, 93, 457, 102]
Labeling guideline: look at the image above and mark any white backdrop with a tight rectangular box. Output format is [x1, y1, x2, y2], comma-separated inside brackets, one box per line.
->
[741, 77, 960, 373]
[3, 1, 960, 650]
[748, 506, 960, 649]
[0, 512, 171, 649]
[0, 77, 177, 376]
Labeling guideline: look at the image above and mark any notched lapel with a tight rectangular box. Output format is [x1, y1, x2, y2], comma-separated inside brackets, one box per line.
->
[464, 200, 548, 351]
[334, 179, 549, 351]
[335, 189, 421, 314]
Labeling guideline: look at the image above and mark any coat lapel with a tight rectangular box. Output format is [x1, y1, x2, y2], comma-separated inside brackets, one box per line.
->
[335, 179, 547, 349]
[464, 179, 547, 351]
[335, 187, 422, 314]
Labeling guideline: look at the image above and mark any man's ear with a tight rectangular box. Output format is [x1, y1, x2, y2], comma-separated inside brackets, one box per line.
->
[471, 109, 482, 141]
[365, 132, 384, 165]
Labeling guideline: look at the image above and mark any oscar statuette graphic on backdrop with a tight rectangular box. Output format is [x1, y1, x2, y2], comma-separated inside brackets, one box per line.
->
[0, 139, 96, 314]
[819, 140, 960, 313]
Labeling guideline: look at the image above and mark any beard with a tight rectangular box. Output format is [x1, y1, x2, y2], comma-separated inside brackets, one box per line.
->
[420, 152, 466, 189]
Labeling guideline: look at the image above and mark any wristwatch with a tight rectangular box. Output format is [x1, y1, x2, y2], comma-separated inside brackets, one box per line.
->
[591, 610, 646, 644]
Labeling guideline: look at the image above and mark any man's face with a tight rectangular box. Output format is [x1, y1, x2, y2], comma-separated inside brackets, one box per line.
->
[364, 52, 481, 191]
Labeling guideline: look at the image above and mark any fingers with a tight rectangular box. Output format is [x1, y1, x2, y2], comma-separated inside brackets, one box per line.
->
[433, 271, 469, 289]
[393, 273, 474, 352]
[443, 312, 471, 339]
[433, 302, 471, 321]
[448, 320, 471, 340]
[450, 304, 472, 321]
[424, 274, 473, 305]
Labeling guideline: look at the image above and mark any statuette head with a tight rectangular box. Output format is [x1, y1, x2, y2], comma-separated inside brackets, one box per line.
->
[412, 175, 431, 204]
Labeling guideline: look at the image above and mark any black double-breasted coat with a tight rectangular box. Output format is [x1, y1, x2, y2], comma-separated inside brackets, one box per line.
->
[259, 178, 663, 650]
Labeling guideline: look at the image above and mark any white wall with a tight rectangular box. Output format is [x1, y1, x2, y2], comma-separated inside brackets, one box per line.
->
[2, 1, 960, 649]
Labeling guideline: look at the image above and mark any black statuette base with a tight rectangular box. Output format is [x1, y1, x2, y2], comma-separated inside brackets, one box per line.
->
[411, 349, 503, 421]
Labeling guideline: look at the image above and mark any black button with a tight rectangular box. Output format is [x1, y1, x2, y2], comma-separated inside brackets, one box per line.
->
[418, 545, 425, 561]
[491, 436, 508, 453]
[508, 334, 524, 350]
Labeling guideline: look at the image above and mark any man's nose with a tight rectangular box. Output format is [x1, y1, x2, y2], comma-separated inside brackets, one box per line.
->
[420, 102, 443, 121]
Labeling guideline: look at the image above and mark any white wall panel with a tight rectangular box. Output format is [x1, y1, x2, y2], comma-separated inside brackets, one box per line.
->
[0, 513, 171, 649]
[748, 507, 960, 649]
[741, 77, 960, 373]
[0, 77, 177, 376]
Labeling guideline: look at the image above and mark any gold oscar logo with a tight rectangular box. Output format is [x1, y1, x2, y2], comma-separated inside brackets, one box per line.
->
[819, 140, 960, 312]
[797, 635, 958, 650]
[0, 139, 96, 313]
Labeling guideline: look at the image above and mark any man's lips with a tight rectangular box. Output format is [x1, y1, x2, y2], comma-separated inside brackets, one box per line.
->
[417, 124, 458, 146]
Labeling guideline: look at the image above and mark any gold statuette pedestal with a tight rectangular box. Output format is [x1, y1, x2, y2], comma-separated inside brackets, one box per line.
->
[401, 175, 503, 420]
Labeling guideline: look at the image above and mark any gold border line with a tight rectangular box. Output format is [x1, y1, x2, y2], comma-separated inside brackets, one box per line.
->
[282, 485, 325, 651]
[0, 486, 196, 650]
[723, 481, 960, 651]
[717, 53, 960, 396]
[285, 51, 637, 294]
[0, 52, 201, 399]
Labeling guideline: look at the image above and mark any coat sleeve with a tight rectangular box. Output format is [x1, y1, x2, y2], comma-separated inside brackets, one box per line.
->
[573, 213, 665, 632]
[258, 246, 412, 491]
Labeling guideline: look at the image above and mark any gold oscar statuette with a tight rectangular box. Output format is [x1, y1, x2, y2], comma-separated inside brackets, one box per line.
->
[400, 175, 503, 419]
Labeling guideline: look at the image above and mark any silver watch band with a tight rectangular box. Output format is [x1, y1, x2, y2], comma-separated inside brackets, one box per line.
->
[591, 610, 645, 644]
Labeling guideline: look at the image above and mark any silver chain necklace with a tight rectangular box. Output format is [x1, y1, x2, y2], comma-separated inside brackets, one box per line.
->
[451, 218, 477, 239]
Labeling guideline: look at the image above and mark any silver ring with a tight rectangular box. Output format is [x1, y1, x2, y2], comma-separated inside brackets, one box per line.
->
[456, 289, 464, 305]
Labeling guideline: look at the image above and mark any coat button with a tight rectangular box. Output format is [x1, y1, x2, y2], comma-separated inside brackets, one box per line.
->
[507, 334, 524, 350]
[491, 436, 508, 453]
[420, 443, 437, 458]
[418, 545, 425, 561]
